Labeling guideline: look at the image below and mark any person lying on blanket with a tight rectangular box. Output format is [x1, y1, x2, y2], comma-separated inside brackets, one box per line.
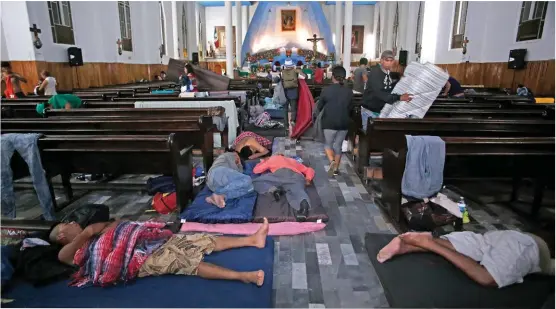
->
[50, 218, 269, 287]
[252, 154, 315, 221]
[377, 230, 555, 288]
[205, 151, 254, 208]
[233, 131, 272, 160]
[36, 94, 83, 115]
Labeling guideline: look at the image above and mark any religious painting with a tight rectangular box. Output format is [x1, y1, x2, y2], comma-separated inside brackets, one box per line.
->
[281, 10, 296, 32]
[342, 25, 364, 54]
[215, 26, 236, 55]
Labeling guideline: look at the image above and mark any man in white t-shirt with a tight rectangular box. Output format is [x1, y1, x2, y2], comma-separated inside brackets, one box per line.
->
[377, 230, 554, 288]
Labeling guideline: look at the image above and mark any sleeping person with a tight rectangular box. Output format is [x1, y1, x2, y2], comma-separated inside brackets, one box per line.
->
[36, 94, 83, 115]
[232, 131, 272, 160]
[50, 218, 269, 287]
[205, 151, 254, 208]
[252, 155, 315, 221]
[377, 230, 554, 288]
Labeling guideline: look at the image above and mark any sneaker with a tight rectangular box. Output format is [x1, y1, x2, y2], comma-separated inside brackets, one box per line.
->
[272, 189, 283, 202]
[333, 169, 340, 176]
[295, 200, 309, 222]
[327, 161, 335, 177]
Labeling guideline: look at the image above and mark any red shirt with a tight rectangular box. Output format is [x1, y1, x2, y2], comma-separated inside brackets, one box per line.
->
[4, 76, 16, 98]
[253, 155, 315, 181]
[314, 68, 324, 84]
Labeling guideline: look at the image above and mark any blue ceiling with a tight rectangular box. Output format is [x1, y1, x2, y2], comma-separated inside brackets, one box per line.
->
[199, 1, 376, 7]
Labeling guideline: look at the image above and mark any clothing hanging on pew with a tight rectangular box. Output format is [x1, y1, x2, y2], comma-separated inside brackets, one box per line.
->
[1, 133, 55, 220]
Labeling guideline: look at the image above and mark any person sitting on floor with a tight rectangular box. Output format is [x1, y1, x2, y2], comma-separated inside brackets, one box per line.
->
[252, 154, 315, 221]
[377, 230, 554, 288]
[36, 94, 83, 115]
[441, 76, 465, 97]
[50, 218, 269, 287]
[232, 131, 272, 160]
[205, 151, 254, 208]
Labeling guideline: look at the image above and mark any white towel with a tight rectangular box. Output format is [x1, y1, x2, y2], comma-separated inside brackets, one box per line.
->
[379, 62, 448, 119]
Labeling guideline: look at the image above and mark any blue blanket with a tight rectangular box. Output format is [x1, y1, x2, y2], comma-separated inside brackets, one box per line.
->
[4, 237, 274, 308]
[180, 186, 257, 223]
[401, 135, 445, 199]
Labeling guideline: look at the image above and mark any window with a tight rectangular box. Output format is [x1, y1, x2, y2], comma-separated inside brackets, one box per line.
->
[47, 1, 75, 45]
[392, 3, 399, 54]
[517, 1, 548, 41]
[159, 1, 166, 55]
[375, 14, 381, 59]
[118, 1, 133, 51]
[450, 1, 468, 49]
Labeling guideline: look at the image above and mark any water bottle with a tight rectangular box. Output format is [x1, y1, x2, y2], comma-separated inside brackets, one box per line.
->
[457, 197, 470, 224]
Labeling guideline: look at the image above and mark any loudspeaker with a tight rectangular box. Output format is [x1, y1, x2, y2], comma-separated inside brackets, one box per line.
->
[508, 49, 527, 69]
[67, 47, 83, 67]
[192, 52, 199, 65]
[399, 50, 408, 66]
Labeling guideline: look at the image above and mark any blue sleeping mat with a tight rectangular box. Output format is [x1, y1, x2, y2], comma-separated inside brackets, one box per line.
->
[4, 236, 274, 308]
[180, 186, 257, 223]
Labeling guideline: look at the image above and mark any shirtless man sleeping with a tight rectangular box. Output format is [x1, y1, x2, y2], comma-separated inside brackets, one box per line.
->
[377, 230, 554, 288]
[50, 218, 269, 287]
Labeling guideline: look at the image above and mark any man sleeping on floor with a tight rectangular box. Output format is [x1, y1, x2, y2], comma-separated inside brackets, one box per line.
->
[377, 230, 554, 288]
[49, 218, 269, 287]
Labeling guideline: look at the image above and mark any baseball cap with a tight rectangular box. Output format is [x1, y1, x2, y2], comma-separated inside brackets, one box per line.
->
[284, 58, 295, 68]
[381, 50, 395, 60]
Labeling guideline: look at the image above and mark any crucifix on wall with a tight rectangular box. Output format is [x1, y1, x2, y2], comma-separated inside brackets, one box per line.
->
[307, 34, 324, 64]
[117, 39, 122, 55]
[462, 37, 469, 55]
[29, 24, 43, 49]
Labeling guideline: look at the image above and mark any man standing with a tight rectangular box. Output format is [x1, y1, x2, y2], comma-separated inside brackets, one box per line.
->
[1, 62, 27, 99]
[361, 50, 412, 131]
[352, 57, 368, 93]
[281, 58, 307, 135]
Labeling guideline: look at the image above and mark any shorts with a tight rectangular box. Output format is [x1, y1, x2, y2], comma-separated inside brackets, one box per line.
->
[441, 230, 541, 288]
[361, 107, 379, 132]
[138, 234, 217, 277]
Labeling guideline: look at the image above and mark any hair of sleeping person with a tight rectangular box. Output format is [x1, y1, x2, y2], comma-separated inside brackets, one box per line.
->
[332, 65, 346, 86]
[185, 63, 194, 74]
[238, 146, 253, 161]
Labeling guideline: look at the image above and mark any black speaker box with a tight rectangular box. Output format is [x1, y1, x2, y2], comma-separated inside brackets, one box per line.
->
[68, 47, 83, 67]
[399, 50, 408, 66]
[508, 49, 527, 69]
[192, 52, 199, 65]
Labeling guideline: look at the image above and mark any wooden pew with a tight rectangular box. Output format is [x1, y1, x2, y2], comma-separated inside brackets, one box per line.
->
[356, 118, 555, 174]
[12, 134, 195, 212]
[2, 117, 216, 171]
[380, 136, 555, 224]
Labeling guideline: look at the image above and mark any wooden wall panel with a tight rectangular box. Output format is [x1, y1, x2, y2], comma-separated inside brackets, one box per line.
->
[199, 61, 226, 75]
[5, 61, 168, 93]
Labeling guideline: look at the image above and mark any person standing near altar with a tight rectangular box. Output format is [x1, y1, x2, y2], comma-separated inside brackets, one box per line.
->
[280, 58, 307, 136]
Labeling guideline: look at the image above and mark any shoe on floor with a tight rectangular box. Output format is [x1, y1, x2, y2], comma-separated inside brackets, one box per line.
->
[327, 161, 336, 177]
[333, 169, 340, 176]
[272, 189, 283, 202]
[295, 200, 310, 222]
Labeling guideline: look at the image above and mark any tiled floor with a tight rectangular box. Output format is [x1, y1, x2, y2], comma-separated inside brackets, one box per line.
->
[7, 137, 553, 308]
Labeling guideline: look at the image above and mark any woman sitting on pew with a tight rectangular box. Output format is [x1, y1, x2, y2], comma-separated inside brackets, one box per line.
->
[37, 70, 57, 96]
[36, 94, 83, 115]
[179, 63, 198, 93]
[232, 131, 272, 160]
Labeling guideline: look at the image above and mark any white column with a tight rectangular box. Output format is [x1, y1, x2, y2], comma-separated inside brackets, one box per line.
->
[172, 0, 180, 59]
[1, 1, 35, 61]
[342, 1, 353, 73]
[421, 1, 441, 63]
[225, 1, 234, 78]
[236, 1, 242, 67]
[334, 2, 342, 62]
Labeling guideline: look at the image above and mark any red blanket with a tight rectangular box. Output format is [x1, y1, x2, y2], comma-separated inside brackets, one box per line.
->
[291, 79, 315, 139]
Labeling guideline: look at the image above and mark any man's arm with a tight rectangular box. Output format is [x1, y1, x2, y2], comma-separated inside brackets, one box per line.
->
[443, 81, 451, 96]
[39, 79, 48, 91]
[248, 143, 269, 160]
[368, 69, 400, 104]
[316, 89, 327, 112]
[58, 222, 112, 265]
[11, 73, 27, 83]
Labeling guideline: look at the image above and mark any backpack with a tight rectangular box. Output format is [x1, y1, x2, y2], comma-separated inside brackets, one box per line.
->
[281, 69, 299, 89]
[151, 192, 177, 214]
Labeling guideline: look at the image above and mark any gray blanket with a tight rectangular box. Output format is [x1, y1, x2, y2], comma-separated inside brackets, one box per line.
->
[401, 135, 445, 199]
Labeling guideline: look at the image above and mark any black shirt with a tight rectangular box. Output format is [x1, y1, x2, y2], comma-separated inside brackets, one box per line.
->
[317, 83, 354, 130]
[361, 64, 401, 113]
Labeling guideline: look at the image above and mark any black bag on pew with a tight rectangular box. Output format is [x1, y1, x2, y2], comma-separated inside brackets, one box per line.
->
[401, 200, 458, 232]
[60, 204, 110, 229]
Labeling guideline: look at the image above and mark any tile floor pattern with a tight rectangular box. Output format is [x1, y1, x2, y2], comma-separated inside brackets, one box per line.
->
[8, 137, 551, 308]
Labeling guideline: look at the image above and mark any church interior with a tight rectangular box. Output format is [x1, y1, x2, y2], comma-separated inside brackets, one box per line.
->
[1, 1, 555, 308]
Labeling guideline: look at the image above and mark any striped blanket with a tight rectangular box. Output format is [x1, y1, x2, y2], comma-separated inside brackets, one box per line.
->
[70, 221, 173, 287]
[379, 62, 448, 119]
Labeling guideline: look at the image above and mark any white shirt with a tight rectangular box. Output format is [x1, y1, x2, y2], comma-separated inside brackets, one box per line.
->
[44, 76, 57, 96]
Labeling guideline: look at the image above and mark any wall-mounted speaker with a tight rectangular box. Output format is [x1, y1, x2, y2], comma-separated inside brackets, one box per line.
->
[192, 52, 199, 65]
[508, 49, 527, 70]
[399, 50, 408, 66]
[67, 47, 83, 67]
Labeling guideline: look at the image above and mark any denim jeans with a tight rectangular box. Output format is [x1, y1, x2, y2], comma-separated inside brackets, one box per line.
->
[1, 133, 55, 220]
[361, 107, 380, 132]
[206, 166, 254, 200]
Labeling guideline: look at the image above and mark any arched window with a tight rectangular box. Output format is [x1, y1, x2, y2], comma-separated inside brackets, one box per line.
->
[159, 1, 166, 55]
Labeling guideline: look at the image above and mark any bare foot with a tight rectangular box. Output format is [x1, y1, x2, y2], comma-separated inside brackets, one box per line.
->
[377, 235, 427, 263]
[242, 270, 265, 286]
[399, 232, 433, 247]
[205, 193, 226, 208]
[251, 217, 269, 248]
